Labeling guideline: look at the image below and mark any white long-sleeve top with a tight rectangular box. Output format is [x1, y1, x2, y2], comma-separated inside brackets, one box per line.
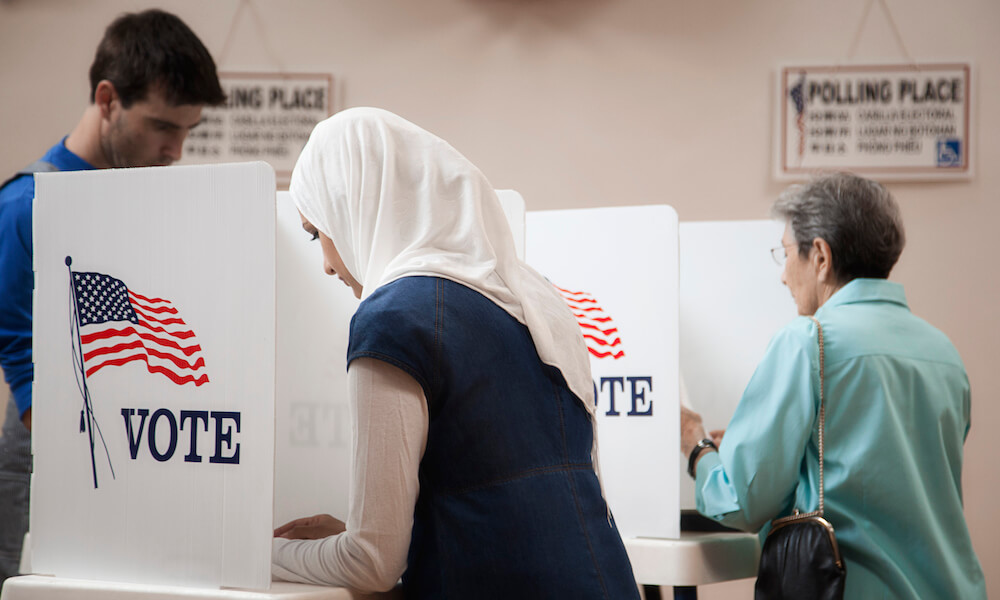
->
[271, 357, 429, 592]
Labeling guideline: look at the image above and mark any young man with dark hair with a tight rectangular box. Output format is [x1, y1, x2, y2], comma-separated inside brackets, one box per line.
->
[0, 9, 225, 588]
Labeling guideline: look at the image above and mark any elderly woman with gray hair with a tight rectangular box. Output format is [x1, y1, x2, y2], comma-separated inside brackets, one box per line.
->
[680, 172, 985, 599]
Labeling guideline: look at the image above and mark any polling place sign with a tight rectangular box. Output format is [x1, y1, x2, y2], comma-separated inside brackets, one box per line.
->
[182, 72, 333, 181]
[776, 63, 972, 180]
[32, 163, 276, 589]
[526, 206, 679, 539]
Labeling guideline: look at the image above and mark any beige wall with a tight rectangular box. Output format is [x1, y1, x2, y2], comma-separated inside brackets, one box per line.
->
[2, 0, 997, 596]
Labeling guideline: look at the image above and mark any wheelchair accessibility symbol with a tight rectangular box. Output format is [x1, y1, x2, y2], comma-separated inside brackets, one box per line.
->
[936, 139, 962, 167]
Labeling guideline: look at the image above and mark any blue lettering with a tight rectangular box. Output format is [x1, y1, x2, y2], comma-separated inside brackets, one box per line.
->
[210, 411, 241, 464]
[121, 408, 241, 465]
[600, 377, 625, 416]
[626, 376, 654, 416]
[148, 408, 178, 462]
[592, 376, 656, 417]
[121, 408, 149, 459]
[180, 410, 210, 463]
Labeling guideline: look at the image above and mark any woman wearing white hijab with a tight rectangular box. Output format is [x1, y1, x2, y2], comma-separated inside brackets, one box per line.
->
[271, 108, 639, 599]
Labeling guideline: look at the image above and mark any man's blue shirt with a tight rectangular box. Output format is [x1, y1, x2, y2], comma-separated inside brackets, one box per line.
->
[0, 139, 94, 416]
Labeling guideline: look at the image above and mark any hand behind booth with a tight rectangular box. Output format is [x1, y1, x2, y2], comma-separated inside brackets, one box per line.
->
[274, 514, 347, 540]
[709, 429, 725, 446]
[680, 405, 709, 457]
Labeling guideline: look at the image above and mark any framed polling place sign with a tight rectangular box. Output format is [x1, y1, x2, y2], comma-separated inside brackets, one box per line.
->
[526, 206, 680, 539]
[32, 163, 276, 589]
[181, 72, 334, 183]
[775, 63, 972, 180]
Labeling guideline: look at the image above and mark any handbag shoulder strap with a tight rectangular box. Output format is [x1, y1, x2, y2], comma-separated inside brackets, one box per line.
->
[808, 315, 826, 516]
[773, 316, 827, 526]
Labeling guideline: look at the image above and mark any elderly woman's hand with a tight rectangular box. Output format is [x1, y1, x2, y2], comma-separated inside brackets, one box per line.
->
[680, 405, 710, 458]
[709, 429, 725, 447]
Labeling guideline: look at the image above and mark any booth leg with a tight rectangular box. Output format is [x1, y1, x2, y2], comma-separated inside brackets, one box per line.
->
[640, 585, 699, 600]
[674, 586, 698, 600]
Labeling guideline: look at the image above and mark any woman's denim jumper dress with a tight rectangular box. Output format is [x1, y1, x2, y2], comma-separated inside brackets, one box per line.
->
[348, 276, 639, 599]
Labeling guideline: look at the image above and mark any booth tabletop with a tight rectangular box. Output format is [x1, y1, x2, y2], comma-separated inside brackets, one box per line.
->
[624, 531, 760, 587]
[0, 576, 401, 600]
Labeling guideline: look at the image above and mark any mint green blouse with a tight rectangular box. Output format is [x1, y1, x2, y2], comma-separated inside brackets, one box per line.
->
[695, 278, 985, 599]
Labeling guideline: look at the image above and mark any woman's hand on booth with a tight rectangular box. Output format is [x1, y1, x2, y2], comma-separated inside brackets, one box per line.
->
[274, 514, 347, 540]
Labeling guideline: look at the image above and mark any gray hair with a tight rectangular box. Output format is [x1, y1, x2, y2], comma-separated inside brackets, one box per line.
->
[772, 172, 905, 282]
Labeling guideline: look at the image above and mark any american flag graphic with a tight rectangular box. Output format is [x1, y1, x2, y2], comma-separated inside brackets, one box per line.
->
[71, 271, 209, 386]
[554, 284, 624, 360]
[789, 71, 807, 159]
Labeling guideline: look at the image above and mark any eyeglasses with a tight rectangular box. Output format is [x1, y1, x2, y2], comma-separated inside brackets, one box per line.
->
[770, 243, 797, 266]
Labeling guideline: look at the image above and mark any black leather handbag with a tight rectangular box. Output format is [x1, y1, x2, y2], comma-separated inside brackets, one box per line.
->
[754, 317, 846, 600]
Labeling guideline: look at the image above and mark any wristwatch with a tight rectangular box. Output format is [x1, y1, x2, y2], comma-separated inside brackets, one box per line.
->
[687, 438, 718, 479]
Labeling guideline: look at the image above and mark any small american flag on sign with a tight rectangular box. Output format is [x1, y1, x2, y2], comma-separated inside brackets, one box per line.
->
[71, 271, 209, 386]
[789, 71, 808, 160]
[554, 284, 624, 360]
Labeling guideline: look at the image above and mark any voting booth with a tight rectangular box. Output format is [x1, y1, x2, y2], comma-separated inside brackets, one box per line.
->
[30, 163, 276, 590]
[273, 190, 357, 527]
[13, 162, 776, 597]
[527, 206, 681, 540]
[676, 220, 797, 508]
[271, 189, 526, 527]
[13, 168, 545, 597]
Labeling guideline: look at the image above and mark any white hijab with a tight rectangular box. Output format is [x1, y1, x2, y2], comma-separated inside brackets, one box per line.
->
[290, 107, 596, 416]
